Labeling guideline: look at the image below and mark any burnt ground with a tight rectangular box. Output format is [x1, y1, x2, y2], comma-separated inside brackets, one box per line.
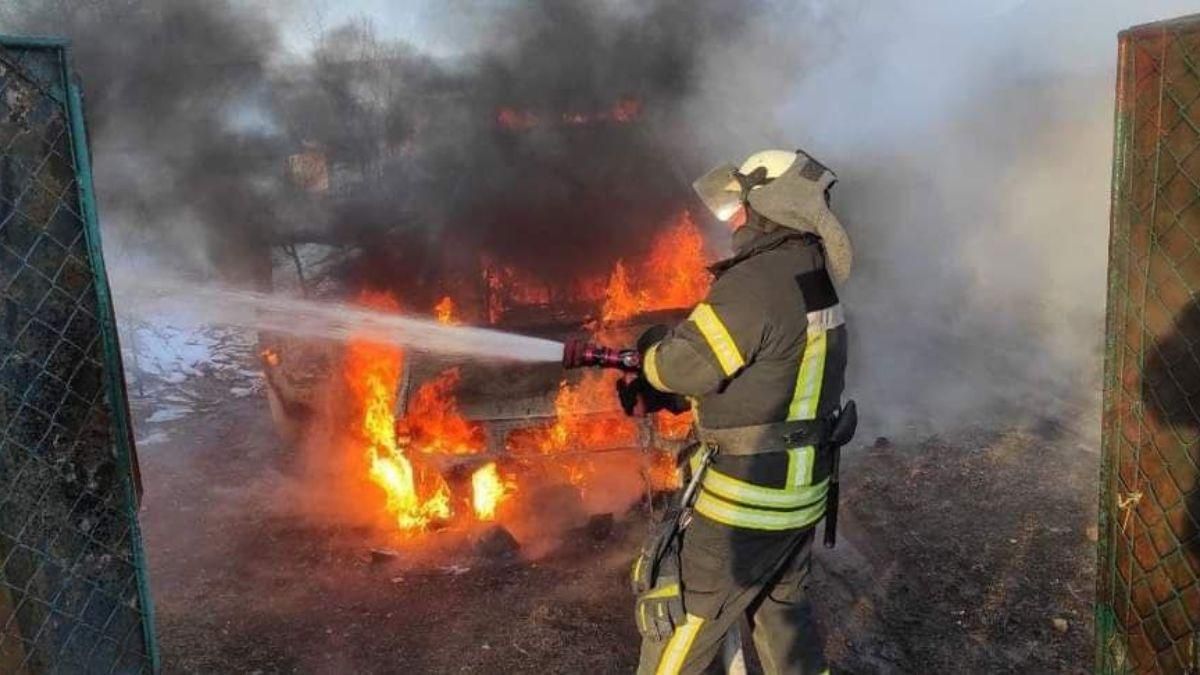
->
[131, 371, 1098, 674]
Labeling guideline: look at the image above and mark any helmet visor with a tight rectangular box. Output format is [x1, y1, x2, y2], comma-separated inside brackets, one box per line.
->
[691, 162, 743, 222]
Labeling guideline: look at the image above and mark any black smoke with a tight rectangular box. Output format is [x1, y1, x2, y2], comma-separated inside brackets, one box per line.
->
[2, 0, 747, 304]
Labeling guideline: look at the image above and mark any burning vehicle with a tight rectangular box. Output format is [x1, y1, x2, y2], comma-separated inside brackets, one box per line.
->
[258, 211, 710, 547]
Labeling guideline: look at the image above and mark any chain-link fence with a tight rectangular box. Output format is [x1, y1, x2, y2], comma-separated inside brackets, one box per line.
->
[1100, 14, 1200, 675]
[0, 38, 157, 673]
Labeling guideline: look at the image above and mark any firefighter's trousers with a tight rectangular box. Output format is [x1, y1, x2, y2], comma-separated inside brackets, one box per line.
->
[636, 526, 828, 675]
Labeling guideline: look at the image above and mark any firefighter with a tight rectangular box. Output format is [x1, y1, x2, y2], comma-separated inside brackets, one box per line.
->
[629, 149, 852, 675]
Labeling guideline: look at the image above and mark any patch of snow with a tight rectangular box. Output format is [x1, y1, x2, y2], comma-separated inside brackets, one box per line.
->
[146, 405, 193, 424]
[119, 308, 259, 389]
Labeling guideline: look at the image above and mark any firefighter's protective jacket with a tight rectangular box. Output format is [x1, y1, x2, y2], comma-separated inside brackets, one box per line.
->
[642, 228, 848, 533]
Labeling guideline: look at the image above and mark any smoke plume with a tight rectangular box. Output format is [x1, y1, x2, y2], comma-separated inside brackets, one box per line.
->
[2, 0, 742, 296]
[4, 0, 1197, 435]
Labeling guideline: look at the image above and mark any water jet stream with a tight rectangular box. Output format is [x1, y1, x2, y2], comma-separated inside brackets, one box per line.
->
[118, 279, 563, 363]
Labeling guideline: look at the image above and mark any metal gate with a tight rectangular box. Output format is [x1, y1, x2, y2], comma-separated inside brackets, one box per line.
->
[1100, 14, 1200, 675]
[0, 38, 157, 673]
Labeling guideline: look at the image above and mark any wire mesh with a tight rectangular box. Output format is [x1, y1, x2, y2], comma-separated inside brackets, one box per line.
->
[0, 39, 156, 673]
[1100, 14, 1200, 675]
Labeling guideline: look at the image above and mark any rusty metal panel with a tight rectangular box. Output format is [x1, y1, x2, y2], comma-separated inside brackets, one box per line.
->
[1100, 13, 1200, 674]
[0, 37, 157, 672]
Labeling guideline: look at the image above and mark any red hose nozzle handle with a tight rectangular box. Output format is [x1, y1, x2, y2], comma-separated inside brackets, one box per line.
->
[562, 338, 641, 372]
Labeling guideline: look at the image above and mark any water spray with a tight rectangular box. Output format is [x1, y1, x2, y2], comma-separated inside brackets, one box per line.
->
[119, 278, 563, 363]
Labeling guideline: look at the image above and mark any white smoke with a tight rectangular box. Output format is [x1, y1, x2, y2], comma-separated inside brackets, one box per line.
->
[681, 0, 1200, 437]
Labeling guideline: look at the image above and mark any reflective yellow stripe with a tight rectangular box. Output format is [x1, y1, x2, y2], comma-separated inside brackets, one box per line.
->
[785, 447, 801, 487]
[643, 342, 672, 392]
[787, 328, 828, 421]
[642, 583, 680, 600]
[688, 303, 745, 376]
[702, 467, 828, 509]
[689, 448, 824, 507]
[791, 446, 815, 487]
[694, 490, 826, 531]
[655, 613, 705, 675]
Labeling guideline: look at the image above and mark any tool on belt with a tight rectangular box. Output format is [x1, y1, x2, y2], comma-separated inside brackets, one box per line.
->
[631, 443, 715, 641]
[823, 400, 857, 547]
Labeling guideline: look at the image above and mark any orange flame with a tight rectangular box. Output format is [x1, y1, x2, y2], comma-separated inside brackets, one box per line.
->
[602, 211, 709, 323]
[261, 347, 280, 367]
[346, 291, 518, 534]
[647, 451, 682, 492]
[483, 260, 553, 324]
[498, 98, 642, 131]
[497, 107, 538, 130]
[601, 261, 645, 324]
[506, 372, 641, 490]
[654, 410, 694, 441]
[345, 296, 454, 533]
[471, 462, 514, 521]
[434, 296, 458, 325]
[406, 368, 485, 456]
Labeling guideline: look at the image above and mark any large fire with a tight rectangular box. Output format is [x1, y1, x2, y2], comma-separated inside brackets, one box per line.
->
[346, 293, 513, 535]
[343, 211, 706, 537]
[345, 321, 453, 533]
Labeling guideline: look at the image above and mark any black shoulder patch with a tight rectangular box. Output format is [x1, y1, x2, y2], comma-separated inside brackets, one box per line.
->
[795, 268, 838, 311]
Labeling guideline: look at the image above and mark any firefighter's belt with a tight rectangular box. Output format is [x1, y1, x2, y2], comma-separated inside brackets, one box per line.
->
[696, 418, 831, 456]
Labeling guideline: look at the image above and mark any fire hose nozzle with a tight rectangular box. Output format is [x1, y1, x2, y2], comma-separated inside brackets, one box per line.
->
[562, 338, 641, 372]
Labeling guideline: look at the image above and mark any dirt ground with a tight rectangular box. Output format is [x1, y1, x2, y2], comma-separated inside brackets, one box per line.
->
[131, 367, 1098, 674]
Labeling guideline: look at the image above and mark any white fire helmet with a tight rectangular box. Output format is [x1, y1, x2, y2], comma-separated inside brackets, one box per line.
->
[692, 148, 852, 284]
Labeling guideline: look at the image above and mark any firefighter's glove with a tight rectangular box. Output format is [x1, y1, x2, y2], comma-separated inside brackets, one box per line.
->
[632, 551, 685, 641]
[635, 574, 685, 641]
[631, 518, 686, 641]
